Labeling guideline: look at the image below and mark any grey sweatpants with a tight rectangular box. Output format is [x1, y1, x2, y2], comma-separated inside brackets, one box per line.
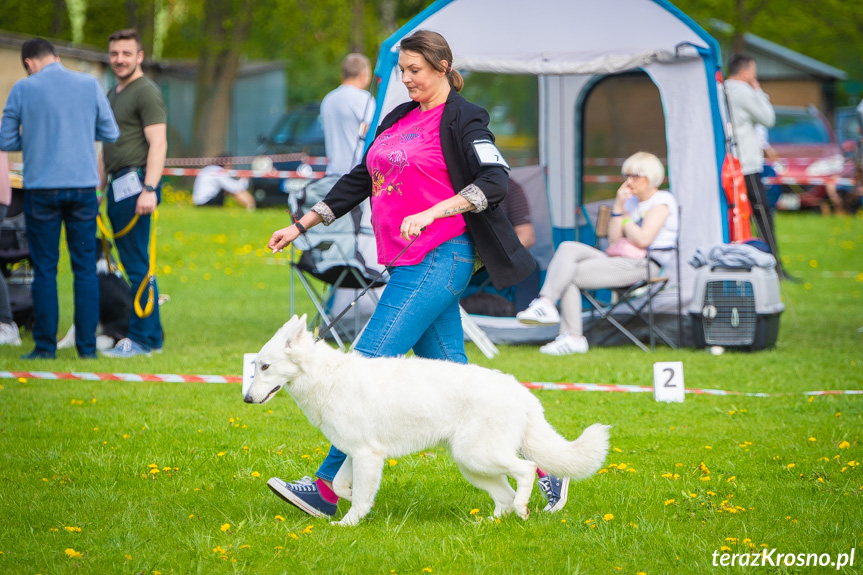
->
[539, 241, 658, 336]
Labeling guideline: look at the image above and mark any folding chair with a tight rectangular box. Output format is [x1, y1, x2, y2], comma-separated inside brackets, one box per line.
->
[287, 177, 387, 350]
[583, 205, 682, 352]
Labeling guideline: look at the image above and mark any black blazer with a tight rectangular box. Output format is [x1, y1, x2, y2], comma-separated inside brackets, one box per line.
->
[319, 91, 535, 290]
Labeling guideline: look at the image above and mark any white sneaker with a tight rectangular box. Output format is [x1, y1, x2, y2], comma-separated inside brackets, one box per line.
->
[540, 333, 589, 355]
[516, 298, 560, 325]
[0, 322, 22, 346]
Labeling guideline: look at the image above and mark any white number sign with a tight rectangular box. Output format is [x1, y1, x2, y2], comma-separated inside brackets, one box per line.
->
[653, 361, 685, 403]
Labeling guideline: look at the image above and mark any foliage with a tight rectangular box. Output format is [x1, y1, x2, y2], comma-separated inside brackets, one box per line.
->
[0, 204, 861, 573]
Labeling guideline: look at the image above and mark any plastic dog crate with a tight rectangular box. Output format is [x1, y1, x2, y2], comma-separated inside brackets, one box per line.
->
[689, 266, 783, 351]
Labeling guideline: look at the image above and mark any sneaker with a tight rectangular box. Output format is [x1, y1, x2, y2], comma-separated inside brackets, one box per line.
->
[539, 333, 589, 355]
[516, 298, 560, 325]
[21, 349, 56, 360]
[267, 476, 337, 518]
[101, 338, 151, 358]
[0, 322, 21, 346]
[537, 473, 570, 513]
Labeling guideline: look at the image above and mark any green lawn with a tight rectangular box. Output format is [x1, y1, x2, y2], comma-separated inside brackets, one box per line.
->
[0, 202, 861, 574]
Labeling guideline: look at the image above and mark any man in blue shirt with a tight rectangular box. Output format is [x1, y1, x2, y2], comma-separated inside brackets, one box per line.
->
[0, 38, 120, 359]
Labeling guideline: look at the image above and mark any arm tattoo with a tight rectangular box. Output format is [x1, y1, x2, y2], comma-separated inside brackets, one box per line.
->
[443, 205, 472, 216]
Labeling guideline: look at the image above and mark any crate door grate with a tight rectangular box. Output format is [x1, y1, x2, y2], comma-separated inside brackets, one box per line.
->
[702, 280, 756, 346]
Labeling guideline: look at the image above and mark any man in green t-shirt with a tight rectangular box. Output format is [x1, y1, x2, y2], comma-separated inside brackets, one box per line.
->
[100, 28, 167, 358]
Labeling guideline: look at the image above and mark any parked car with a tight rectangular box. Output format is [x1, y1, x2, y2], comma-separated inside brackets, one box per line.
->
[834, 105, 861, 158]
[766, 106, 853, 210]
[250, 103, 327, 207]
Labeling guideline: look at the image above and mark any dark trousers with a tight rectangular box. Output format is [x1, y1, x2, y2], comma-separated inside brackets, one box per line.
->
[106, 170, 163, 350]
[23, 189, 99, 356]
[745, 172, 785, 277]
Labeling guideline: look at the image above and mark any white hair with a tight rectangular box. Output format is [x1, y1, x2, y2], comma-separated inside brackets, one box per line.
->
[621, 152, 665, 188]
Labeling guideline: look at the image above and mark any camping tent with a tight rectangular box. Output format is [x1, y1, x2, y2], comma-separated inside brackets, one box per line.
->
[366, 0, 730, 319]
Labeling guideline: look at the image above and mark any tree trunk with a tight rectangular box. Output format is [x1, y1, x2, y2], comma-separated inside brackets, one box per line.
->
[351, 0, 364, 52]
[191, 0, 254, 156]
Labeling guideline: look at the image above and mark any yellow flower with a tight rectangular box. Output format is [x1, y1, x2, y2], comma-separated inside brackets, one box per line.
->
[64, 548, 82, 558]
[725, 537, 738, 543]
[727, 476, 736, 482]
[217, 452, 226, 457]
[469, 509, 480, 515]
[251, 471, 261, 478]
[721, 545, 731, 551]
[839, 441, 850, 449]
[617, 463, 626, 470]
[613, 447, 622, 453]
[213, 546, 225, 554]
[388, 459, 397, 466]
[149, 468, 160, 475]
[288, 533, 299, 540]
[849, 461, 859, 467]
[597, 468, 608, 474]
[302, 525, 313, 534]
[18, 377, 27, 383]
[700, 476, 711, 481]
[220, 523, 230, 532]
[603, 513, 614, 521]
[704, 445, 712, 450]
[422, 569, 433, 573]
[64, 526, 81, 532]
[240, 544, 251, 549]
[786, 463, 796, 469]
[808, 437, 816, 442]
[629, 522, 638, 528]
[664, 499, 676, 506]
[124, 554, 132, 560]
[274, 515, 285, 521]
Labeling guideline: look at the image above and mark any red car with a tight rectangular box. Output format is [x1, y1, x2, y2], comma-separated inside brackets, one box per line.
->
[766, 106, 854, 211]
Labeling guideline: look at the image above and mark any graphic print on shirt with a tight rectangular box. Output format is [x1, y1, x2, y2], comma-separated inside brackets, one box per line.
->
[371, 122, 427, 197]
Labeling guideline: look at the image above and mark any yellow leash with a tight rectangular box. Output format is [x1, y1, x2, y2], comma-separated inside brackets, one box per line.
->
[96, 210, 157, 318]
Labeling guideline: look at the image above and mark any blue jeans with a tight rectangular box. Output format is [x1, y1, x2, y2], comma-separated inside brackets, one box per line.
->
[315, 233, 476, 481]
[106, 170, 163, 350]
[23, 189, 100, 356]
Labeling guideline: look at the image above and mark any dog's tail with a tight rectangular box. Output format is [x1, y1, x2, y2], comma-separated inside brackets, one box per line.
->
[521, 415, 610, 481]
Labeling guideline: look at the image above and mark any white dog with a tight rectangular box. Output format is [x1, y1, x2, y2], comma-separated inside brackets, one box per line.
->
[244, 315, 610, 526]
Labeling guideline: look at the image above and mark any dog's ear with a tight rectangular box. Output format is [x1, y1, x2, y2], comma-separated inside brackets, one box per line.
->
[284, 315, 306, 349]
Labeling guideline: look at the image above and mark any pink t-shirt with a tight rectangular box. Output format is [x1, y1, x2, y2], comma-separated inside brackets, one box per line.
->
[366, 103, 466, 265]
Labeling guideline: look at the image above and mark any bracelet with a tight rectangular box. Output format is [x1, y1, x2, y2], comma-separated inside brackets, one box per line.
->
[294, 221, 307, 234]
[611, 212, 623, 217]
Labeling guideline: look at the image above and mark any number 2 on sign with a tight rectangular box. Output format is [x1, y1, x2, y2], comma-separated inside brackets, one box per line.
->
[653, 361, 684, 403]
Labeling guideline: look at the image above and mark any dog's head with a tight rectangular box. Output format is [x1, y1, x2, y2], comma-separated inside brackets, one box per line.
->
[243, 314, 313, 404]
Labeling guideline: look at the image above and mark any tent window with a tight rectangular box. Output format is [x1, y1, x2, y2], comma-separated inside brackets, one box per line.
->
[581, 72, 667, 205]
[460, 72, 539, 167]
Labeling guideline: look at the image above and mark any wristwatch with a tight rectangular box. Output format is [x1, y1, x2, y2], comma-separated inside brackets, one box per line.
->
[143, 184, 157, 192]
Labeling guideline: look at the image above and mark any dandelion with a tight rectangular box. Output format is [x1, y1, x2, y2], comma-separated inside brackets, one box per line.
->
[629, 522, 638, 528]
[849, 461, 859, 467]
[18, 377, 26, 383]
[839, 441, 850, 449]
[302, 525, 313, 534]
[469, 509, 480, 515]
[251, 471, 261, 478]
[704, 445, 712, 450]
[664, 499, 676, 506]
[217, 452, 226, 457]
[786, 463, 796, 469]
[220, 523, 230, 532]
[721, 546, 731, 551]
[613, 447, 622, 453]
[288, 533, 299, 540]
[64, 526, 81, 532]
[700, 476, 711, 481]
[149, 468, 160, 475]
[64, 548, 82, 558]
[124, 554, 132, 560]
[808, 437, 817, 442]
[423, 569, 433, 573]
[274, 515, 285, 521]
[213, 546, 226, 554]
[725, 537, 738, 543]
[188, 514, 195, 519]
[603, 513, 614, 521]
[617, 463, 626, 470]
[389, 459, 397, 466]
[597, 468, 608, 474]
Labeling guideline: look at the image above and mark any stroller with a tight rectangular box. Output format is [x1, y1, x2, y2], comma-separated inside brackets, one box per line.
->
[0, 186, 34, 330]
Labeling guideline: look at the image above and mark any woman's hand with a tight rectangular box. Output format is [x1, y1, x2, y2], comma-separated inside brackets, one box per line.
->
[268, 225, 301, 253]
[400, 210, 434, 240]
[615, 181, 633, 204]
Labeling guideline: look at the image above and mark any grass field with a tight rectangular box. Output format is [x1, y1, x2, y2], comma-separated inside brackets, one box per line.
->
[0, 201, 861, 574]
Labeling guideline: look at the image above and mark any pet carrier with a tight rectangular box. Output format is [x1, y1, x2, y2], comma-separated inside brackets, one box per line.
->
[689, 265, 783, 351]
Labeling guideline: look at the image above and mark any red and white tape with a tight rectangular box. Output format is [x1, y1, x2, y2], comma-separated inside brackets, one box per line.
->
[161, 168, 327, 179]
[1, 371, 860, 398]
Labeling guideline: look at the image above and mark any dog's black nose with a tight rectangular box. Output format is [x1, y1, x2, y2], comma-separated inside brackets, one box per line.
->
[243, 396, 254, 404]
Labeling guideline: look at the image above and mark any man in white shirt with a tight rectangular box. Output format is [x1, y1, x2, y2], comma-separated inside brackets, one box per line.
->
[320, 54, 375, 177]
[192, 154, 255, 210]
[725, 54, 783, 271]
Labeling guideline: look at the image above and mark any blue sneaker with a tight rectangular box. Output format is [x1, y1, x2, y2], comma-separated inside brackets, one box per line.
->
[101, 338, 151, 358]
[20, 349, 56, 360]
[267, 476, 337, 518]
[537, 474, 569, 513]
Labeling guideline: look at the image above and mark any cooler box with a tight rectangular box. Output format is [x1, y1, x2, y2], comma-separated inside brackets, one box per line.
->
[689, 266, 783, 351]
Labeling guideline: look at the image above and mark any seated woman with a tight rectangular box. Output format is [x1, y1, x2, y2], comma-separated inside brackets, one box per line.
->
[517, 151, 678, 354]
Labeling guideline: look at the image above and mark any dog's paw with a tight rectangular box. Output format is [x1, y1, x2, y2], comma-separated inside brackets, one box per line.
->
[332, 482, 353, 501]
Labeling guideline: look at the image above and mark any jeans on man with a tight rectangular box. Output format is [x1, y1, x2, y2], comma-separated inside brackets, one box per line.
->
[106, 170, 162, 351]
[315, 233, 476, 481]
[23, 189, 99, 356]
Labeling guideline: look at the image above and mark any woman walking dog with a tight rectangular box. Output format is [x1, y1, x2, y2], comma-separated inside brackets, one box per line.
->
[265, 30, 572, 518]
